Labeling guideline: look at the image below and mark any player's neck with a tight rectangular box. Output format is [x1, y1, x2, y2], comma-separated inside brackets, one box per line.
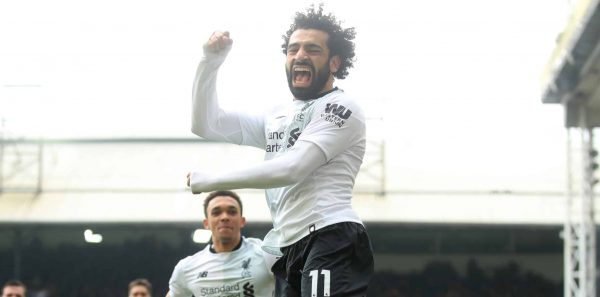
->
[318, 78, 335, 96]
[211, 236, 242, 253]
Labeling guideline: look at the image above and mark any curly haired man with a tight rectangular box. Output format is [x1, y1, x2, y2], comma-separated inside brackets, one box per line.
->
[187, 5, 374, 296]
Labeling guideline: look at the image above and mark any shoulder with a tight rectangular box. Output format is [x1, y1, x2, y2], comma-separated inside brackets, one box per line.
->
[328, 89, 362, 105]
[316, 90, 364, 117]
[242, 237, 265, 253]
[265, 102, 291, 116]
[176, 246, 209, 270]
[308, 90, 366, 128]
[243, 237, 279, 272]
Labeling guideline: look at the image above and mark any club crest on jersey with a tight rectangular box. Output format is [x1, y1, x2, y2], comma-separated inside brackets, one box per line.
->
[294, 101, 314, 122]
[241, 258, 252, 278]
[321, 103, 352, 128]
[294, 113, 305, 122]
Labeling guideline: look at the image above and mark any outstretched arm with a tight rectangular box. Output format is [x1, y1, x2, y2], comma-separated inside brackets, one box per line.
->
[191, 31, 244, 143]
[188, 141, 326, 193]
[168, 260, 193, 297]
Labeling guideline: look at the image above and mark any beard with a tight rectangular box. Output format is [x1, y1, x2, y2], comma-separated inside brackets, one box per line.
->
[286, 60, 331, 101]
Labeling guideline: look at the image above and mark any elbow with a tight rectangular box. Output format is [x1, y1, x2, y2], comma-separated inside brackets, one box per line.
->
[191, 123, 210, 138]
[191, 125, 204, 138]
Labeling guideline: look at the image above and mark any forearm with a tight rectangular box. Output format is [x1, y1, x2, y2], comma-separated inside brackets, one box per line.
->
[192, 161, 296, 193]
[190, 46, 243, 143]
[190, 141, 326, 193]
[191, 58, 219, 136]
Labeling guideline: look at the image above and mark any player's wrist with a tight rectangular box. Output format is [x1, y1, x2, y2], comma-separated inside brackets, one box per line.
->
[201, 43, 232, 62]
[189, 171, 213, 194]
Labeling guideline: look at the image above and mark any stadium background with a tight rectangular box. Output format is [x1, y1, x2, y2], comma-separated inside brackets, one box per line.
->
[0, 0, 596, 296]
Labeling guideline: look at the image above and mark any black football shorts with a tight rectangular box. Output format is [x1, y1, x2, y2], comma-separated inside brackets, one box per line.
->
[272, 222, 374, 297]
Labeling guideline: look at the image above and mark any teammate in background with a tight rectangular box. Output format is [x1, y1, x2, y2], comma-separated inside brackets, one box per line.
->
[128, 278, 152, 297]
[1, 280, 26, 297]
[186, 4, 373, 296]
[167, 190, 275, 297]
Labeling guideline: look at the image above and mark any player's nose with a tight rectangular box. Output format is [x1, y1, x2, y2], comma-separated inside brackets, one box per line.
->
[294, 47, 309, 60]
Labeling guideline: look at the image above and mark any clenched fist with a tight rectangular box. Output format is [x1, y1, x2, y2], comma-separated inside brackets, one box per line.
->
[204, 31, 233, 54]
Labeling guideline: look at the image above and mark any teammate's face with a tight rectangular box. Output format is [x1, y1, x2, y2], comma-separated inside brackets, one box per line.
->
[1, 286, 25, 297]
[204, 196, 246, 245]
[285, 29, 340, 101]
[128, 285, 150, 297]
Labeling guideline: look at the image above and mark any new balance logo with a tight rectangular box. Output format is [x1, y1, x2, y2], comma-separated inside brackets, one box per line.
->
[198, 271, 208, 278]
[243, 282, 255, 297]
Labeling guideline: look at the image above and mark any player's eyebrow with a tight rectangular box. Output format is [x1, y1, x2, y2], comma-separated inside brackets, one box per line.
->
[211, 205, 238, 212]
[287, 42, 324, 51]
[305, 43, 323, 50]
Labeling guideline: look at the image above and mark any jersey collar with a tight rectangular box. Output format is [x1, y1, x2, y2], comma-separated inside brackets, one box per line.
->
[209, 237, 243, 253]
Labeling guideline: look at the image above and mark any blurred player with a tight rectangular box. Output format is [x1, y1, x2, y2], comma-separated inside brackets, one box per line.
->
[187, 4, 374, 297]
[1, 280, 26, 297]
[167, 191, 275, 297]
[128, 278, 152, 297]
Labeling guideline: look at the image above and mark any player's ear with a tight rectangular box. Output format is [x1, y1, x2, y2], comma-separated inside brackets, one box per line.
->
[240, 216, 246, 228]
[203, 218, 209, 229]
[329, 55, 341, 74]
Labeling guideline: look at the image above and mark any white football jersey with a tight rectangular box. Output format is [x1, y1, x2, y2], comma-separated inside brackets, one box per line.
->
[168, 237, 275, 297]
[191, 54, 366, 252]
[239, 89, 366, 250]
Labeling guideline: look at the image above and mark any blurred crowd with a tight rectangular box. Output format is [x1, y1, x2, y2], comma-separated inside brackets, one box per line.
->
[1, 237, 561, 297]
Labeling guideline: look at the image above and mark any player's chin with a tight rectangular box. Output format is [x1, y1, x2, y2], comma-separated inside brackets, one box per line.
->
[217, 234, 237, 243]
[217, 227, 235, 235]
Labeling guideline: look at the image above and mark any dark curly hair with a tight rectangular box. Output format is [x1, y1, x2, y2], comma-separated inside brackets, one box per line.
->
[281, 4, 356, 79]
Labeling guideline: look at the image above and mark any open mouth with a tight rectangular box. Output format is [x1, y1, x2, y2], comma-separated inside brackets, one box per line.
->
[293, 65, 313, 87]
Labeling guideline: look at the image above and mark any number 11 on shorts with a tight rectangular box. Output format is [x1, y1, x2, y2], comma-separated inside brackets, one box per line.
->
[309, 269, 330, 296]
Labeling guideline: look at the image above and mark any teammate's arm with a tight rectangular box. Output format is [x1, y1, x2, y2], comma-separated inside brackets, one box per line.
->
[188, 140, 326, 193]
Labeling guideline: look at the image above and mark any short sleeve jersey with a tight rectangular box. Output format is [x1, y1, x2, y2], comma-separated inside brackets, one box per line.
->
[169, 237, 275, 297]
[238, 89, 366, 249]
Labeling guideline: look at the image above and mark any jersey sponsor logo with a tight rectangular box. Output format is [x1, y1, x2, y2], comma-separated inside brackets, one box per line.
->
[265, 142, 282, 153]
[243, 282, 255, 297]
[266, 131, 284, 152]
[322, 103, 352, 128]
[324, 103, 352, 119]
[199, 283, 239, 296]
[286, 128, 301, 148]
[198, 271, 208, 278]
[268, 131, 285, 140]
[241, 258, 252, 278]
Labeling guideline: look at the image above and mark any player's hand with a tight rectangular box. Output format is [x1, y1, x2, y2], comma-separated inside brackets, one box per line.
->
[187, 171, 211, 194]
[204, 31, 233, 54]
